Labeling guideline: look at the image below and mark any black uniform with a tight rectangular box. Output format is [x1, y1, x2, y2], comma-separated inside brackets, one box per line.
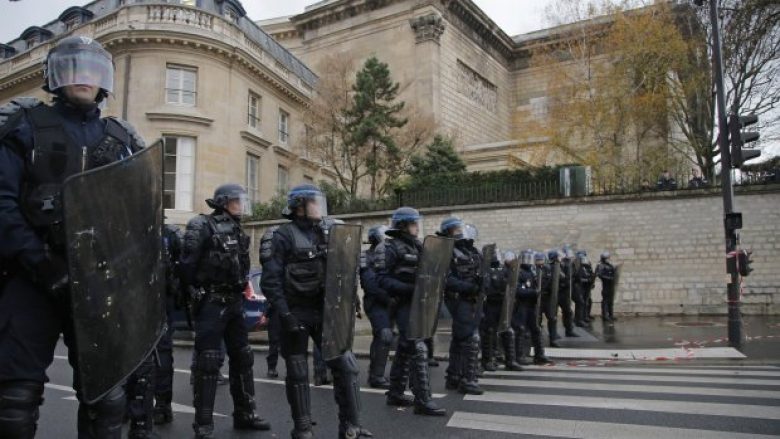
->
[376, 232, 446, 416]
[0, 98, 143, 438]
[557, 259, 577, 336]
[537, 263, 560, 345]
[573, 260, 596, 327]
[443, 240, 484, 394]
[511, 266, 550, 364]
[595, 260, 617, 322]
[479, 263, 522, 371]
[261, 218, 370, 438]
[361, 242, 395, 388]
[259, 226, 281, 378]
[181, 209, 269, 437]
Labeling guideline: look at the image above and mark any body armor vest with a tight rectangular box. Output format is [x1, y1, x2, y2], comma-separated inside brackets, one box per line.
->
[20, 105, 135, 247]
[196, 213, 250, 292]
[451, 245, 481, 284]
[597, 262, 616, 281]
[279, 222, 327, 305]
[386, 237, 420, 284]
[486, 266, 507, 301]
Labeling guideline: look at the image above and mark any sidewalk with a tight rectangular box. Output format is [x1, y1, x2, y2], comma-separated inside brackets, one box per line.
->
[174, 314, 780, 365]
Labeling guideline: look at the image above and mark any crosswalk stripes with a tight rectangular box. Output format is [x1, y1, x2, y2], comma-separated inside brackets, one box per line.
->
[447, 365, 780, 438]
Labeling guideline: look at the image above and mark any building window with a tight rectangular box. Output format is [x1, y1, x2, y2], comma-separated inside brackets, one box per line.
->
[278, 110, 289, 145]
[25, 35, 40, 50]
[163, 136, 196, 211]
[63, 15, 81, 31]
[165, 64, 197, 106]
[225, 7, 240, 23]
[248, 92, 261, 129]
[246, 153, 260, 204]
[277, 165, 289, 194]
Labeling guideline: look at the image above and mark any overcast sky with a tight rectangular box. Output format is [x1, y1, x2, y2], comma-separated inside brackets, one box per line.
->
[0, 0, 556, 42]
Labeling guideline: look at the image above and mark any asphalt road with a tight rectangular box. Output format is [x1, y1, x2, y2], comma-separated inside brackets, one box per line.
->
[37, 341, 780, 438]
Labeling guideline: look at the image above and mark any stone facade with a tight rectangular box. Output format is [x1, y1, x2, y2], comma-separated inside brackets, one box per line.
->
[247, 185, 780, 315]
[0, 0, 335, 224]
[260, 0, 621, 172]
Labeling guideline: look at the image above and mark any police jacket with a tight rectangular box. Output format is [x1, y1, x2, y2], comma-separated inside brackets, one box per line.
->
[445, 240, 482, 298]
[375, 231, 422, 302]
[260, 218, 327, 315]
[485, 264, 507, 303]
[180, 210, 250, 295]
[515, 266, 539, 305]
[0, 98, 143, 275]
[595, 261, 616, 283]
[360, 243, 390, 307]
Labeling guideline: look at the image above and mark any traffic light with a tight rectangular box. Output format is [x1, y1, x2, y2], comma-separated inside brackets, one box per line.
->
[737, 249, 754, 277]
[729, 114, 761, 168]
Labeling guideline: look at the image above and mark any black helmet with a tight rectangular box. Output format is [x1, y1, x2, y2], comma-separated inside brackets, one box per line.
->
[368, 225, 389, 245]
[206, 183, 249, 214]
[286, 184, 327, 219]
[43, 36, 113, 102]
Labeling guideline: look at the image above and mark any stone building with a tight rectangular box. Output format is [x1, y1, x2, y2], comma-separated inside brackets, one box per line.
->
[259, 0, 602, 172]
[0, 0, 336, 224]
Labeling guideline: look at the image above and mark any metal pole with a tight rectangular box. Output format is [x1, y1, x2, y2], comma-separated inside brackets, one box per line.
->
[708, 0, 742, 348]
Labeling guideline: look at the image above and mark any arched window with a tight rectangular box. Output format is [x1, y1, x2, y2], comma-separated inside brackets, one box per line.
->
[58, 7, 95, 31]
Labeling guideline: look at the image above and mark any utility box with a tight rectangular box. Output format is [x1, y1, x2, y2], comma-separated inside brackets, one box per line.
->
[559, 166, 591, 197]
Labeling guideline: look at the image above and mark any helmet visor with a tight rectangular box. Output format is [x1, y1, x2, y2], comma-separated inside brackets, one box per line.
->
[520, 251, 535, 266]
[304, 194, 328, 220]
[228, 193, 251, 217]
[47, 47, 114, 92]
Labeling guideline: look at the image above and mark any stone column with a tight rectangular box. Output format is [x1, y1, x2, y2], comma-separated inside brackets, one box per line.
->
[409, 10, 446, 126]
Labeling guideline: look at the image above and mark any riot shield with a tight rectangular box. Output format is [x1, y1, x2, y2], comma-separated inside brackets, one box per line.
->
[475, 243, 497, 318]
[407, 235, 455, 340]
[63, 139, 165, 404]
[498, 259, 520, 333]
[534, 267, 544, 323]
[549, 261, 561, 320]
[321, 223, 363, 360]
[563, 262, 573, 309]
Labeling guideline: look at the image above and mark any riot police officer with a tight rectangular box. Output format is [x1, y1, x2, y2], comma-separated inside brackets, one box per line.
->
[376, 207, 446, 416]
[180, 184, 270, 438]
[573, 250, 596, 328]
[595, 252, 618, 323]
[0, 36, 146, 438]
[539, 250, 563, 347]
[512, 251, 553, 365]
[480, 250, 523, 371]
[260, 225, 281, 378]
[558, 247, 579, 337]
[260, 184, 371, 439]
[361, 225, 394, 388]
[439, 218, 484, 395]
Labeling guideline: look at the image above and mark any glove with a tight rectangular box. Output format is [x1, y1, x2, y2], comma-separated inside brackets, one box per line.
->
[281, 312, 303, 333]
[33, 255, 69, 298]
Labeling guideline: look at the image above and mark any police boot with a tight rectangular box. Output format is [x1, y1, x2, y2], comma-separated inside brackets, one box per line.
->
[77, 386, 126, 439]
[368, 329, 392, 389]
[127, 356, 157, 438]
[500, 331, 523, 371]
[533, 340, 553, 365]
[152, 388, 173, 425]
[608, 300, 617, 322]
[479, 330, 497, 372]
[229, 347, 271, 431]
[385, 342, 414, 407]
[410, 342, 446, 417]
[444, 340, 461, 390]
[565, 326, 580, 337]
[192, 350, 221, 438]
[328, 352, 373, 439]
[286, 354, 314, 438]
[548, 320, 561, 348]
[425, 338, 439, 367]
[514, 333, 532, 366]
[458, 336, 484, 395]
[574, 304, 587, 328]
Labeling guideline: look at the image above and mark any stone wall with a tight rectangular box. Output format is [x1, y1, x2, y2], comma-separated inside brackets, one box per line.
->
[245, 184, 780, 315]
